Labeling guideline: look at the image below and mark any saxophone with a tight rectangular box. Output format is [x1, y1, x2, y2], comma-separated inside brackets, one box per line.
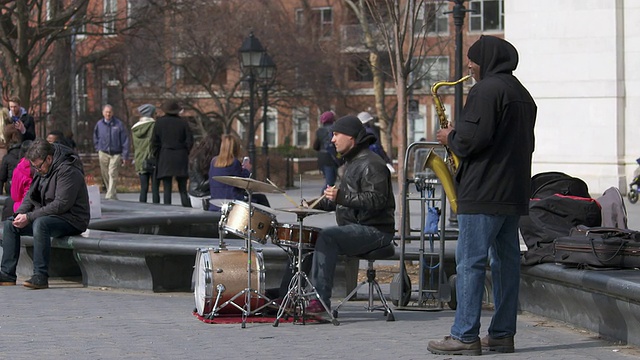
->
[423, 75, 472, 214]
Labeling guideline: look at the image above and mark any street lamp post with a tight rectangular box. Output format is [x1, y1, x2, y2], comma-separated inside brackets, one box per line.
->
[447, 0, 473, 124]
[239, 32, 266, 179]
[258, 53, 276, 178]
[446, 0, 472, 226]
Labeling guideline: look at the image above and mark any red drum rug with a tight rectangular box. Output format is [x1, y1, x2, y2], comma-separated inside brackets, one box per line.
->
[192, 311, 326, 324]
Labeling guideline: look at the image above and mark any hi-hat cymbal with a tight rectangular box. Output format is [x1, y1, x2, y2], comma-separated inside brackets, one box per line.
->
[277, 207, 326, 215]
[212, 176, 284, 193]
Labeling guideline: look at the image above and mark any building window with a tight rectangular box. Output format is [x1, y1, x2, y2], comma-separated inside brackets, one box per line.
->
[296, 7, 333, 39]
[46, 69, 55, 114]
[104, 0, 117, 34]
[237, 113, 247, 142]
[293, 108, 310, 147]
[469, 0, 504, 32]
[416, 1, 449, 36]
[411, 56, 449, 89]
[259, 108, 278, 148]
[349, 56, 373, 82]
[75, 68, 87, 116]
[46, 0, 52, 20]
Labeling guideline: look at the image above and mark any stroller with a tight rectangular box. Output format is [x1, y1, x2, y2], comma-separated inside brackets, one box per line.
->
[629, 158, 640, 204]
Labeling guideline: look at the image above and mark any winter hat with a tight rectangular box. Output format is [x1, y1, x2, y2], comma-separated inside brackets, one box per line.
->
[161, 100, 182, 115]
[137, 104, 156, 117]
[332, 115, 364, 138]
[467, 37, 483, 65]
[357, 111, 374, 124]
[320, 111, 335, 124]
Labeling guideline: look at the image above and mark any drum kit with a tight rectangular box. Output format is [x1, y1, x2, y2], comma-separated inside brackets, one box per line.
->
[193, 175, 339, 327]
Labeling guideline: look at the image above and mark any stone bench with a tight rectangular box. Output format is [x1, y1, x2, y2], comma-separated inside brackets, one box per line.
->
[519, 263, 640, 347]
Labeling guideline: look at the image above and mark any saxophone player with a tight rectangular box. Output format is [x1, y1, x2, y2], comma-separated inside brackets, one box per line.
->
[428, 35, 537, 355]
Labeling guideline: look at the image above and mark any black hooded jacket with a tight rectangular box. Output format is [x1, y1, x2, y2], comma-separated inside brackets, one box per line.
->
[18, 143, 90, 232]
[448, 35, 537, 215]
[317, 130, 395, 234]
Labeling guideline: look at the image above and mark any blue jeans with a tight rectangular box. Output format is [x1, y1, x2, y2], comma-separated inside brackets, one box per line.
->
[1, 216, 80, 278]
[321, 165, 338, 192]
[311, 224, 393, 305]
[450, 214, 521, 342]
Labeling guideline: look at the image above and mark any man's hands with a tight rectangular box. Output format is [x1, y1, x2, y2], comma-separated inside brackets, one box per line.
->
[14, 119, 26, 134]
[323, 185, 338, 202]
[436, 126, 454, 146]
[12, 213, 29, 228]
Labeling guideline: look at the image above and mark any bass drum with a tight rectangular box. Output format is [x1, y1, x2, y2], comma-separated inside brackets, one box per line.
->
[194, 247, 265, 316]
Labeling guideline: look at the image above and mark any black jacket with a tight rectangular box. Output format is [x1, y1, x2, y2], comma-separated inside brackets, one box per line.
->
[448, 35, 537, 215]
[317, 131, 395, 234]
[188, 157, 210, 197]
[151, 114, 193, 178]
[18, 143, 90, 232]
[19, 113, 36, 141]
[0, 143, 21, 194]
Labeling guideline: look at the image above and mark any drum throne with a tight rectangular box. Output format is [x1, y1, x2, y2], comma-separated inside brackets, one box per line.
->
[331, 242, 396, 321]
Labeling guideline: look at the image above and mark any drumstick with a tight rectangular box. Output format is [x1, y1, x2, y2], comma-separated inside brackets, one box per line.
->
[309, 194, 326, 209]
[266, 178, 299, 207]
[309, 185, 335, 209]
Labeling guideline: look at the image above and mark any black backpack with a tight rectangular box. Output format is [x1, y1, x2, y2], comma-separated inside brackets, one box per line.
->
[520, 172, 602, 265]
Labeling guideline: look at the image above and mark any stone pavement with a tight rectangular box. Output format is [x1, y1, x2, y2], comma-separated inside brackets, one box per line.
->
[1, 175, 640, 359]
[1, 283, 639, 359]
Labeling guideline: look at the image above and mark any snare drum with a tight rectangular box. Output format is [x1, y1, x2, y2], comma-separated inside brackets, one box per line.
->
[193, 247, 266, 316]
[220, 201, 276, 244]
[272, 223, 321, 250]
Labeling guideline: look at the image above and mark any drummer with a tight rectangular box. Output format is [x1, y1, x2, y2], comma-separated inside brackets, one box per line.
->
[208, 134, 270, 211]
[305, 115, 395, 314]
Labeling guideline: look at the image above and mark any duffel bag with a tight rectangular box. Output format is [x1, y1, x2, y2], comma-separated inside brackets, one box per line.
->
[554, 226, 640, 268]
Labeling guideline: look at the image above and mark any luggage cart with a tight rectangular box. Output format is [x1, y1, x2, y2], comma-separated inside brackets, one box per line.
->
[389, 141, 458, 311]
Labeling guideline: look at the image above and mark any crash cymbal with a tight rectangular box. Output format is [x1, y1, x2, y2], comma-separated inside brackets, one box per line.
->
[212, 176, 284, 193]
[277, 207, 326, 215]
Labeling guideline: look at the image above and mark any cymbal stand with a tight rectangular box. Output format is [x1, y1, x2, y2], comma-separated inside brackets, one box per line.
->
[273, 211, 339, 326]
[215, 190, 273, 328]
[217, 203, 230, 249]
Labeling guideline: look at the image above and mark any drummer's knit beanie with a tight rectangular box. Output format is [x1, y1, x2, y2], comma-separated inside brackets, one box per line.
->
[332, 115, 364, 138]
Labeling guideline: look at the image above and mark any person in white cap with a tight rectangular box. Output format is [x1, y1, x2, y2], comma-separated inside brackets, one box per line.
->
[356, 111, 394, 173]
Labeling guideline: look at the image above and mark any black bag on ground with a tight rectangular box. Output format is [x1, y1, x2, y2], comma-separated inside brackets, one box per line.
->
[554, 225, 640, 269]
[520, 172, 602, 265]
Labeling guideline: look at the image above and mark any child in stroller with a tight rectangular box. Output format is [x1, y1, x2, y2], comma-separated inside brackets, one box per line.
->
[629, 158, 640, 203]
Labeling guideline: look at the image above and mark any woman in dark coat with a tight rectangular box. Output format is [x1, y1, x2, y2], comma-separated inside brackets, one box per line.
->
[151, 100, 194, 207]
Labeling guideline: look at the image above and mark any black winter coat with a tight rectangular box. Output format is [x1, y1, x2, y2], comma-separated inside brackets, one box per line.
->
[18, 144, 90, 232]
[0, 144, 20, 194]
[317, 131, 395, 235]
[151, 114, 193, 178]
[448, 35, 537, 215]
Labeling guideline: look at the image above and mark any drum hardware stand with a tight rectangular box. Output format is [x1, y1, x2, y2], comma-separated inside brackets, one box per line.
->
[217, 202, 230, 249]
[208, 192, 273, 327]
[273, 211, 339, 326]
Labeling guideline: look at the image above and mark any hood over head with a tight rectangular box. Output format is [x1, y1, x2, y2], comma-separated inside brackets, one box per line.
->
[48, 143, 83, 177]
[467, 35, 519, 80]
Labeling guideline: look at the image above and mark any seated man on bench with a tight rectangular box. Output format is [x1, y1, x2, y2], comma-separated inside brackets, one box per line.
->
[0, 139, 90, 289]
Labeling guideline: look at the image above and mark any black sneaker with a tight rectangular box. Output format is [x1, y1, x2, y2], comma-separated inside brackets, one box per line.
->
[23, 274, 48, 289]
[0, 272, 17, 286]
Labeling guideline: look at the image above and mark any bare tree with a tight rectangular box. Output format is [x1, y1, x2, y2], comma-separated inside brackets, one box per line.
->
[0, 1, 95, 108]
[357, 0, 452, 218]
[123, 0, 351, 144]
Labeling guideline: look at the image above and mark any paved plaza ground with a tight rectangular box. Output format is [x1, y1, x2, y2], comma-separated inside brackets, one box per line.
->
[1, 174, 639, 359]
